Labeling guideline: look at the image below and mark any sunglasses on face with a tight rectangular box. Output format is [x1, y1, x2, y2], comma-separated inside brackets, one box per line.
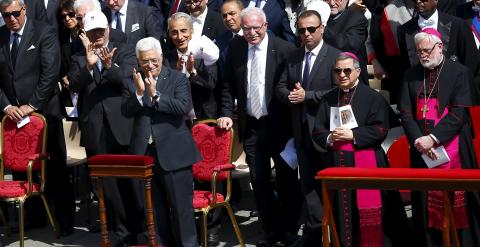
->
[297, 25, 321, 35]
[2, 7, 23, 18]
[61, 12, 76, 19]
[334, 68, 354, 75]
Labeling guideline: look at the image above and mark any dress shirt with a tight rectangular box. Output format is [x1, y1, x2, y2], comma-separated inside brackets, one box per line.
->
[418, 10, 438, 30]
[248, 0, 266, 9]
[301, 40, 323, 81]
[9, 19, 25, 50]
[191, 7, 208, 38]
[177, 35, 219, 70]
[246, 34, 269, 117]
[110, 0, 129, 33]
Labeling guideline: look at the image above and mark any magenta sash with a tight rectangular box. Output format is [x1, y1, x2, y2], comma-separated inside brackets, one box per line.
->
[333, 141, 384, 247]
[416, 98, 468, 229]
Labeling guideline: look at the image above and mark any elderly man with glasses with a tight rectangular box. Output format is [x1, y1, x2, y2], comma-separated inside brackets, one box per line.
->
[398, 28, 480, 247]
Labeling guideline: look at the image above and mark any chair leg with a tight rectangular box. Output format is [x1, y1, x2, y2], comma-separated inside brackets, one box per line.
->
[40, 194, 58, 236]
[202, 209, 209, 247]
[0, 206, 10, 236]
[224, 203, 245, 247]
[18, 200, 25, 247]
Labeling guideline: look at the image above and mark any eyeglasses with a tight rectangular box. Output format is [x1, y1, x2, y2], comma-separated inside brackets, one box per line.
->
[61, 12, 76, 19]
[297, 25, 321, 35]
[416, 43, 439, 56]
[140, 58, 160, 66]
[334, 68, 355, 75]
[2, 7, 24, 18]
[241, 23, 265, 33]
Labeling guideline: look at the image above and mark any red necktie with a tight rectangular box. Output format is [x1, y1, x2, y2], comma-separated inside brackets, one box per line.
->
[170, 0, 181, 14]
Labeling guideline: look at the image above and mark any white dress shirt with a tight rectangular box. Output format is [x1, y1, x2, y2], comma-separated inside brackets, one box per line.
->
[301, 40, 323, 80]
[177, 35, 220, 72]
[191, 7, 208, 38]
[246, 34, 269, 117]
[248, 0, 267, 8]
[9, 19, 25, 50]
[418, 10, 438, 30]
[110, 0, 129, 33]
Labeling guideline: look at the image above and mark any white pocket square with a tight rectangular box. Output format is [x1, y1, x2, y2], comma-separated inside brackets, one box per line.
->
[131, 23, 140, 32]
[27, 45, 35, 51]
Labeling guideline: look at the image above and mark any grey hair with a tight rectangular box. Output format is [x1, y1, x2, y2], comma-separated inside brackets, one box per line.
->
[136, 37, 163, 57]
[414, 31, 442, 45]
[240, 7, 266, 23]
[168, 12, 193, 29]
[0, 0, 24, 7]
[335, 54, 360, 69]
[73, 0, 101, 13]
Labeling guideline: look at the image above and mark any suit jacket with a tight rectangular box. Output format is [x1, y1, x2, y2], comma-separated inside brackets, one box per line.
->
[241, 0, 296, 44]
[201, 9, 226, 41]
[103, 1, 163, 45]
[165, 49, 218, 119]
[324, 7, 369, 84]
[456, 1, 475, 24]
[25, 0, 59, 29]
[122, 66, 202, 171]
[276, 43, 341, 150]
[68, 41, 136, 151]
[398, 11, 480, 76]
[0, 19, 62, 118]
[219, 34, 294, 142]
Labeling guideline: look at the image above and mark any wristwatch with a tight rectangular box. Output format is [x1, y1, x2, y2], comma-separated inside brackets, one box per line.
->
[152, 91, 161, 102]
[189, 68, 197, 77]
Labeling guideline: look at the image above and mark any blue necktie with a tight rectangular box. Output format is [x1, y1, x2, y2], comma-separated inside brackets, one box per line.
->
[255, 0, 261, 8]
[302, 51, 312, 86]
[11, 33, 19, 68]
[115, 11, 122, 31]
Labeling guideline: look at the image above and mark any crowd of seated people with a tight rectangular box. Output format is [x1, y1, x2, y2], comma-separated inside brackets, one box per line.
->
[0, 0, 479, 246]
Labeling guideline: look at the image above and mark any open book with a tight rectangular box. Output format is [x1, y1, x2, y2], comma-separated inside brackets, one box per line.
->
[421, 145, 450, 168]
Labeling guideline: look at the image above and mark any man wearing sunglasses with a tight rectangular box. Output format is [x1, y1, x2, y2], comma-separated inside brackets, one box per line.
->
[276, 9, 341, 247]
[0, 0, 76, 236]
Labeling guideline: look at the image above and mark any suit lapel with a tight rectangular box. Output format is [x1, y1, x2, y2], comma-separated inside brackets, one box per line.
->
[202, 10, 213, 37]
[125, 2, 135, 34]
[406, 20, 419, 66]
[15, 20, 33, 69]
[437, 13, 452, 54]
[307, 44, 328, 88]
[265, 37, 275, 104]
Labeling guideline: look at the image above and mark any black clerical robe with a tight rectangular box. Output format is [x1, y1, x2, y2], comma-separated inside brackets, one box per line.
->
[398, 58, 480, 247]
[312, 83, 410, 247]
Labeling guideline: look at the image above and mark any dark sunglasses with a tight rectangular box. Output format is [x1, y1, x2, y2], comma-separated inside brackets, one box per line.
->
[61, 12, 76, 19]
[297, 25, 321, 35]
[334, 68, 354, 75]
[2, 7, 23, 18]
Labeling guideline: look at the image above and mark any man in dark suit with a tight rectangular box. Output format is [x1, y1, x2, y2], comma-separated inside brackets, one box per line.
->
[103, 0, 163, 45]
[456, 0, 479, 24]
[276, 10, 341, 247]
[216, 0, 243, 75]
[241, 0, 295, 43]
[397, 0, 480, 102]
[0, 0, 75, 235]
[123, 37, 201, 247]
[217, 7, 301, 247]
[68, 10, 139, 246]
[324, 0, 369, 84]
[185, 0, 226, 40]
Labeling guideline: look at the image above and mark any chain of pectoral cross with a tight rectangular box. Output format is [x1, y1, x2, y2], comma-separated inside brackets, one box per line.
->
[422, 60, 445, 118]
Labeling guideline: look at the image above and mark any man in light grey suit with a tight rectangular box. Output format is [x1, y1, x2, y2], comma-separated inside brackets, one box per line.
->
[122, 37, 201, 247]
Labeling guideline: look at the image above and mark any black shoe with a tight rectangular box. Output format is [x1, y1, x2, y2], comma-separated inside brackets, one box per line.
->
[207, 231, 220, 246]
[60, 226, 74, 237]
[256, 233, 278, 247]
[250, 210, 259, 217]
[87, 222, 100, 233]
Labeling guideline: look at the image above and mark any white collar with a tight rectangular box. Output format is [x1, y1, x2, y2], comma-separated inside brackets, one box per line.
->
[192, 6, 208, 23]
[418, 10, 438, 29]
[233, 28, 243, 36]
[305, 40, 323, 56]
[248, 33, 269, 51]
[340, 80, 359, 92]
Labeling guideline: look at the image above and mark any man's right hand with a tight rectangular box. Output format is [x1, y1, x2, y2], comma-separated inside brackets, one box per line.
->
[4, 106, 24, 122]
[132, 68, 145, 96]
[80, 32, 97, 70]
[217, 117, 233, 130]
[372, 59, 387, 80]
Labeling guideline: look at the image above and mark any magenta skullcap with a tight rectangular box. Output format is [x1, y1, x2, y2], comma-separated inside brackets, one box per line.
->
[339, 52, 359, 62]
[421, 28, 442, 40]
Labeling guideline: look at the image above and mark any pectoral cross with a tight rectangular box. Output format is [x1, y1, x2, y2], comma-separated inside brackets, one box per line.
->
[422, 104, 429, 118]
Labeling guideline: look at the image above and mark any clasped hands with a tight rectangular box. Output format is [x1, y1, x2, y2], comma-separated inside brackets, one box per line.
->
[132, 68, 157, 98]
[5, 105, 34, 122]
[331, 127, 354, 142]
[79, 32, 117, 71]
[414, 135, 439, 160]
[288, 82, 305, 104]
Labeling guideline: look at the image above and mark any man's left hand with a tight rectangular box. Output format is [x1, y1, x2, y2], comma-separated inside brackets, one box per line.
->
[332, 127, 354, 142]
[144, 71, 157, 98]
[288, 82, 305, 104]
[19, 105, 34, 116]
[97, 46, 117, 69]
[414, 135, 435, 153]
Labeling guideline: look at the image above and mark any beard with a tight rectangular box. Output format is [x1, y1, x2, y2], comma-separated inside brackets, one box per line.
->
[420, 55, 443, 69]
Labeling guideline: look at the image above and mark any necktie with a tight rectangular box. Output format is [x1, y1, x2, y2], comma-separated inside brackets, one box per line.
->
[255, 0, 261, 8]
[11, 33, 19, 69]
[115, 11, 122, 31]
[170, 0, 181, 14]
[249, 46, 263, 119]
[302, 51, 312, 86]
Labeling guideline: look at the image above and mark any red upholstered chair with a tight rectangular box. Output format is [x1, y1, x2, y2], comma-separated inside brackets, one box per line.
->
[469, 106, 480, 164]
[88, 154, 157, 247]
[0, 113, 57, 247]
[387, 135, 411, 196]
[191, 120, 245, 247]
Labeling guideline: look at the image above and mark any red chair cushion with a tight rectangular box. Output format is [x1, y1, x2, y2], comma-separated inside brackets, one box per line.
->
[469, 106, 480, 137]
[193, 190, 225, 208]
[88, 155, 154, 166]
[387, 135, 410, 168]
[317, 167, 480, 180]
[191, 123, 232, 181]
[0, 181, 39, 198]
[2, 115, 46, 172]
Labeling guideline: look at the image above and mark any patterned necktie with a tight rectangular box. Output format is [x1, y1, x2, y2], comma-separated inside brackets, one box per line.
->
[11, 33, 19, 69]
[302, 51, 312, 86]
[249, 46, 263, 119]
[115, 11, 122, 31]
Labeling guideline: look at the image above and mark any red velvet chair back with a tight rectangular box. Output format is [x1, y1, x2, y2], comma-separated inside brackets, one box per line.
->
[387, 135, 410, 168]
[2, 113, 47, 172]
[469, 106, 480, 164]
[191, 120, 233, 181]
